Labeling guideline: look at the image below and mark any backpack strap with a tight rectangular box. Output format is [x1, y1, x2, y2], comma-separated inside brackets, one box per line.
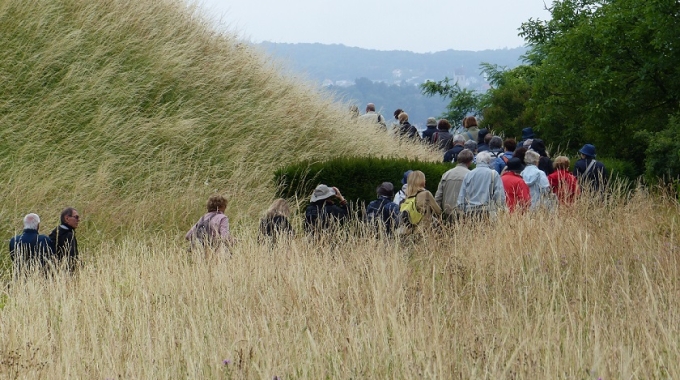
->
[584, 159, 597, 177]
[465, 131, 473, 141]
[501, 155, 509, 164]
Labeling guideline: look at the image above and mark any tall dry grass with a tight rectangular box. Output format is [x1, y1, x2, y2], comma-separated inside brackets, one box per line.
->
[1, 189, 679, 378]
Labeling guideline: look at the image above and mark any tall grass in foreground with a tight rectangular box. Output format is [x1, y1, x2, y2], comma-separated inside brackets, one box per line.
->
[1, 189, 678, 378]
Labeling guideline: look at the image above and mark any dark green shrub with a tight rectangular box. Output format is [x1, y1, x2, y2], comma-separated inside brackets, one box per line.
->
[274, 156, 453, 204]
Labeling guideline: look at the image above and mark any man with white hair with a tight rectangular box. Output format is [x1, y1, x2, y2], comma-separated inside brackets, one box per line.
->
[443, 134, 466, 163]
[9, 213, 53, 272]
[457, 151, 506, 220]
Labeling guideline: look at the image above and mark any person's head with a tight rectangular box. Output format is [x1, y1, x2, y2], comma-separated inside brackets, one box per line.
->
[484, 133, 493, 145]
[401, 170, 413, 185]
[579, 143, 597, 159]
[23, 213, 40, 230]
[477, 128, 489, 144]
[60, 207, 80, 229]
[465, 116, 478, 128]
[521, 127, 535, 141]
[457, 149, 474, 166]
[426, 117, 437, 127]
[398, 112, 409, 124]
[464, 139, 478, 153]
[530, 138, 548, 157]
[476, 151, 493, 165]
[503, 138, 517, 152]
[310, 184, 337, 204]
[394, 109, 403, 119]
[207, 194, 228, 212]
[376, 182, 395, 198]
[524, 150, 540, 166]
[505, 157, 524, 173]
[265, 198, 290, 218]
[489, 136, 503, 150]
[366, 103, 376, 112]
[513, 147, 527, 163]
[452, 134, 466, 146]
[553, 156, 570, 171]
[437, 119, 451, 131]
[406, 170, 426, 197]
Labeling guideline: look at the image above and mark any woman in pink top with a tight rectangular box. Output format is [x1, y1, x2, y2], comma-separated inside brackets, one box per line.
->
[547, 156, 580, 204]
[186, 194, 234, 249]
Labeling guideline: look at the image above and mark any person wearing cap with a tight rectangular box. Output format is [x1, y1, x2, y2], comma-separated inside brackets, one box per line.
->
[365, 182, 400, 234]
[501, 158, 531, 213]
[9, 213, 53, 274]
[436, 149, 473, 222]
[358, 103, 386, 129]
[518, 127, 535, 147]
[393, 170, 412, 205]
[574, 144, 607, 192]
[304, 184, 349, 235]
[457, 151, 506, 220]
[521, 150, 553, 210]
[548, 156, 580, 204]
[421, 117, 439, 143]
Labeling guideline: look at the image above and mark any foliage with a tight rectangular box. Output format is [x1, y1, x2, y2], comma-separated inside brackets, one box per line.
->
[642, 112, 680, 183]
[274, 156, 452, 205]
[420, 78, 482, 126]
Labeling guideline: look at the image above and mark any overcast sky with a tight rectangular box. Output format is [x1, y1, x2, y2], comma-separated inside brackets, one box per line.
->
[192, 0, 552, 53]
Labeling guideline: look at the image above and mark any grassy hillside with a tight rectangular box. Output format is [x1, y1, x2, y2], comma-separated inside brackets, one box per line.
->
[0, 0, 436, 243]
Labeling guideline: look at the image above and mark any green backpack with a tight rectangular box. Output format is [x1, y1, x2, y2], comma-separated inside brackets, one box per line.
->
[399, 195, 423, 226]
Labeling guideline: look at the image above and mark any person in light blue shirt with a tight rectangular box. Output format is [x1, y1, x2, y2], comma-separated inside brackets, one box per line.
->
[521, 150, 552, 210]
[457, 151, 506, 219]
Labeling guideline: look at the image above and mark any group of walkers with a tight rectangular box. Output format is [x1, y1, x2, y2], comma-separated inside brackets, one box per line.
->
[9, 207, 80, 274]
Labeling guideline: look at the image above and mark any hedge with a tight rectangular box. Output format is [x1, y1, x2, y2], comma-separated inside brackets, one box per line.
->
[274, 156, 454, 204]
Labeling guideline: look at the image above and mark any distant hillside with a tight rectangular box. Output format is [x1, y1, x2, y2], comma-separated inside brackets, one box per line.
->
[257, 42, 527, 89]
[256, 42, 527, 125]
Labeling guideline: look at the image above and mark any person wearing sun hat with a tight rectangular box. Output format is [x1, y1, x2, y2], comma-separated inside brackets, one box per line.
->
[304, 184, 349, 235]
[574, 143, 607, 192]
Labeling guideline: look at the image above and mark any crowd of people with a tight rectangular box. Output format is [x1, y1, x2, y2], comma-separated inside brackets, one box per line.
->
[9, 105, 610, 272]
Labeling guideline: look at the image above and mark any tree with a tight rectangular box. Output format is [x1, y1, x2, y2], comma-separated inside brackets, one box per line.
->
[420, 78, 482, 126]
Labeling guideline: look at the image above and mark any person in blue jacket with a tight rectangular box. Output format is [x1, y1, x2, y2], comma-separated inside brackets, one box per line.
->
[9, 213, 53, 274]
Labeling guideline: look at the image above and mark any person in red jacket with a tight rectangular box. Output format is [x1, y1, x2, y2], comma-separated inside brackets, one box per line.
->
[501, 157, 531, 212]
[548, 156, 580, 204]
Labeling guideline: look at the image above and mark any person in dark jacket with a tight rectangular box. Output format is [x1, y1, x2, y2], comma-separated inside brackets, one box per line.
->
[397, 112, 419, 139]
[9, 213, 53, 274]
[421, 117, 438, 144]
[305, 184, 349, 235]
[530, 139, 554, 176]
[365, 182, 400, 235]
[433, 119, 454, 151]
[477, 128, 490, 152]
[48, 207, 80, 271]
[443, 134, 466, 163]
[260, 198, 294, 244]
[574, 144, 607, 192]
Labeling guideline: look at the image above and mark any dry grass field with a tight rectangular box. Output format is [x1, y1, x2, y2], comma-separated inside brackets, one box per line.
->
[1, 0, 679, 378]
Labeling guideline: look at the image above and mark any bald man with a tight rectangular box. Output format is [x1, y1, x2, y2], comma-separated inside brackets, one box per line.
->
[358, 103, 386, 129]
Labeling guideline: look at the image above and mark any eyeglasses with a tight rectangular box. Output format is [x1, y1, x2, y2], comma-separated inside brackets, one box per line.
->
[70, 215, 80, 220]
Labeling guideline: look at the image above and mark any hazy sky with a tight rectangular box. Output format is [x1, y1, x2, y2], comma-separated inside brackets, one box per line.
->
[192, 0, 552, 53]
